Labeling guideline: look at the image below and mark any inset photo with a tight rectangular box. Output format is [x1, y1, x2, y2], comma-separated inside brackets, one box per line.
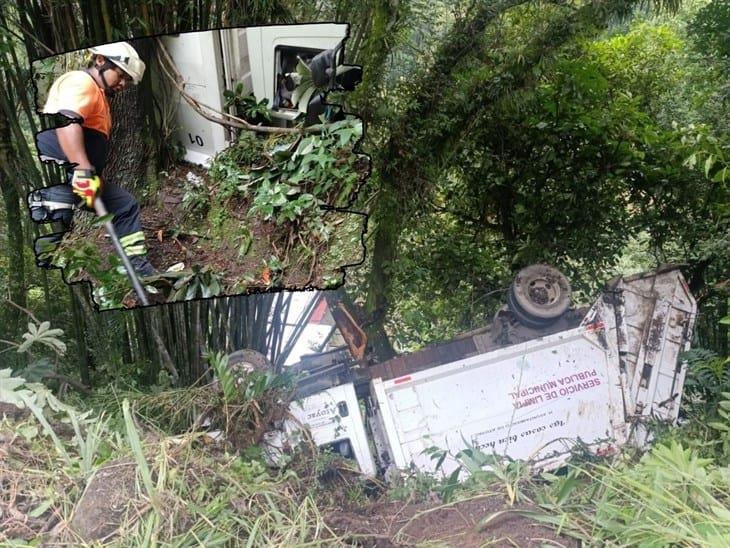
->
[29, 25, 367, 310]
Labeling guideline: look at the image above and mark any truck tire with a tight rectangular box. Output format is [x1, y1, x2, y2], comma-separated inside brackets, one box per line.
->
[508, 264, 571, 328]
[226, 349, 270, 374]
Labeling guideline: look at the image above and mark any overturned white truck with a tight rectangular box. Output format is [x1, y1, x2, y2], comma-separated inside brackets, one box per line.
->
[160, 24, 352, 165]
[265, 266, 697, 479]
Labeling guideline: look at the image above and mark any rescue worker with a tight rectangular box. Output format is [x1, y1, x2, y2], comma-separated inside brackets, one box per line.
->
[36, 41, 155, 276]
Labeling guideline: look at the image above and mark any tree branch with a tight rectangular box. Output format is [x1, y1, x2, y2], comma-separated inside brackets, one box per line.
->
[5, 299, 40, 324]
[154, 37, 304, 136]
[41, 372, 91, 395]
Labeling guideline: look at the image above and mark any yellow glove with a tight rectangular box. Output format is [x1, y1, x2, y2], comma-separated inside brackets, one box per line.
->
[71, 169, 102, 209]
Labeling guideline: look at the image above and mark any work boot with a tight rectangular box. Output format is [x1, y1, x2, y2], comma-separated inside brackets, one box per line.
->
[34, 233, 64, 268]
[129, 255, 157, 277]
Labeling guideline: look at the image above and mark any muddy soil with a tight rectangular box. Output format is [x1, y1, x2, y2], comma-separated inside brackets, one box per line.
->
[60, 162, 365, 303]
[325, 495, 578, 547]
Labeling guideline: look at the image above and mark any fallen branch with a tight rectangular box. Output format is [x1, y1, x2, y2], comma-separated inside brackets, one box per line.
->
[40, 372, 91, 396]
[155, 37, 302, 136]
[5, 299, 40, 324]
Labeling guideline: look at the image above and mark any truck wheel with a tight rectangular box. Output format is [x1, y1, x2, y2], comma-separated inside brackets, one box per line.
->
[226, 349, 270, 374]
[508, 264, 571, 327]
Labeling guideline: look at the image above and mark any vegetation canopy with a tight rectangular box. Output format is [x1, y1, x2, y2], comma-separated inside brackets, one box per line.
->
[0, 0, 728, 545]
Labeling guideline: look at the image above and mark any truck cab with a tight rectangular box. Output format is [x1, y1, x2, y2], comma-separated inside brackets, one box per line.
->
[160, 24, 350, 165]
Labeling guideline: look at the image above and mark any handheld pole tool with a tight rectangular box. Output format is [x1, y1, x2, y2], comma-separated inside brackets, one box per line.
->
[93, 198, 150, 306]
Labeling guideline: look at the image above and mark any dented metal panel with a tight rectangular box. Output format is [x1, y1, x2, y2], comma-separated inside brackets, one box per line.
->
[368, 267, 696, 477]
[284, 383, 376, 475]
[369, 325, 627, 477]
[609, 269, 697, 446]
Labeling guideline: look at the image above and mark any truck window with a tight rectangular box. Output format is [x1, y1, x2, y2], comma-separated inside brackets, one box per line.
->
[274, 46, 323, 111]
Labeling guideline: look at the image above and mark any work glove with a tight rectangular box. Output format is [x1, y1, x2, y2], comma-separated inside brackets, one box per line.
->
[71, 168, 102, 209]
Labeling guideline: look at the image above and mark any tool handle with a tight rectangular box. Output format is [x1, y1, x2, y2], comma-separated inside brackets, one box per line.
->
[94, 198, 150, 306]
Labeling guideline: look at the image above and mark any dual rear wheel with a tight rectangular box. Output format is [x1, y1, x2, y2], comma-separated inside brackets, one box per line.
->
[507, 264, 572, 328]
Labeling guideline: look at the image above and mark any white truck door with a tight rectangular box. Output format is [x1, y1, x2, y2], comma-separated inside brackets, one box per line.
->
[242, 24, 348, 121]
[160, 31, 229, 165]
[280, 382, 376, 476]
[162, 24, 349, 165]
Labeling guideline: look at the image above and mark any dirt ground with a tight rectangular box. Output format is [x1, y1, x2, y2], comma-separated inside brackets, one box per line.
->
[1, 409, 577, 547]
[139, 164, 364, 287]
[325, 496, 577, 547]
[139, 164, 279, 286]
[61, 162, 365, 303]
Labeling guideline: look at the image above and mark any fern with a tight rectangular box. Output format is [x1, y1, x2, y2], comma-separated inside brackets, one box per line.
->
[17, 321, 67, 355]
[682, 348, 730, 407]
[206, 351, 237, 402]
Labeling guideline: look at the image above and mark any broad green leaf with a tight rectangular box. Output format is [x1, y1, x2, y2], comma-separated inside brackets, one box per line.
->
[0, 370, 31, 408]
[18, 423, 39, 440]
[296, 86, 317, 114]
[712, 167, 728, 183]
[29, 499, 54, 518]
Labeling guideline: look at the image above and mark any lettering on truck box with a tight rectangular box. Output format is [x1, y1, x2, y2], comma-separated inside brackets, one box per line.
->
[510, 369, 601, 409]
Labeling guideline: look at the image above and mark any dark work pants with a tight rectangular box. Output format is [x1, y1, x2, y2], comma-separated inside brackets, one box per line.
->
[36, 126, 147, 256]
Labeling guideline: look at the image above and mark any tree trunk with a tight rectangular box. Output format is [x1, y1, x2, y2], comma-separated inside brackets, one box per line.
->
[104, 69, 149, 194]
[69, 286, 92, 386]
[0, 83, 26, 337]
[365, 1, 530, 335]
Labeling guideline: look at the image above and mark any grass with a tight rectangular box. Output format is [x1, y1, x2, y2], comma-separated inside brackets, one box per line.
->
[5, 395, 730, 547]
[0, 370, 345, 546]
[1, 414, 344, 546]
[523, 441, 730, 547]
[3, 342, 729, 546]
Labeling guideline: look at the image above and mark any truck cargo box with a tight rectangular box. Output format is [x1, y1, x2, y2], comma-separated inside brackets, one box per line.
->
[273, 267, 696, 479]
[367, 267, 696, 476]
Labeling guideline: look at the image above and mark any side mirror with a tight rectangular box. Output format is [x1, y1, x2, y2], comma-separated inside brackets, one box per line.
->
[308, 43, 362, 92]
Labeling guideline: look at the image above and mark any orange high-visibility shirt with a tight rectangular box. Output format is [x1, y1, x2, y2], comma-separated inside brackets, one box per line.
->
[43, 71, 111, 138]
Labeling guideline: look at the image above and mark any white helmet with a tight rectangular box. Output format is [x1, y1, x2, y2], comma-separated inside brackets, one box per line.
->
[89, 42, 145, 84]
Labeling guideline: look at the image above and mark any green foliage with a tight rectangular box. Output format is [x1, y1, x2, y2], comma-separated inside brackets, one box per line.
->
[532, 442, 730, 546]
[590, 23, 684, 110]
[379, 9, 730, 350]
[677, 348, 730, 464]
[0, 368, 106, 471]
[387, 467, 450, 503]
[166, 265, 224, 300]
[289, 56, 360, 114]
[2, 316, 68, 383]
[290, 56, 318, 114]
[708, 392, 730, 459]
[180, 174, 209, 216]
[689, 0, 730, 58]
[205, 117, 365, 262]
[423, 443, 532, 504]
[683, 348, 730, 412]
[206, 351, 237, 402]
[682, 123, 730, 184]
[205, 348, 295, 405]
[223, 84, 271, 122]
[17, 321, 66, 356]
[0, 371, 334, 545]
[248, 117, 364, 224]
[52, 238, 132, 309]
